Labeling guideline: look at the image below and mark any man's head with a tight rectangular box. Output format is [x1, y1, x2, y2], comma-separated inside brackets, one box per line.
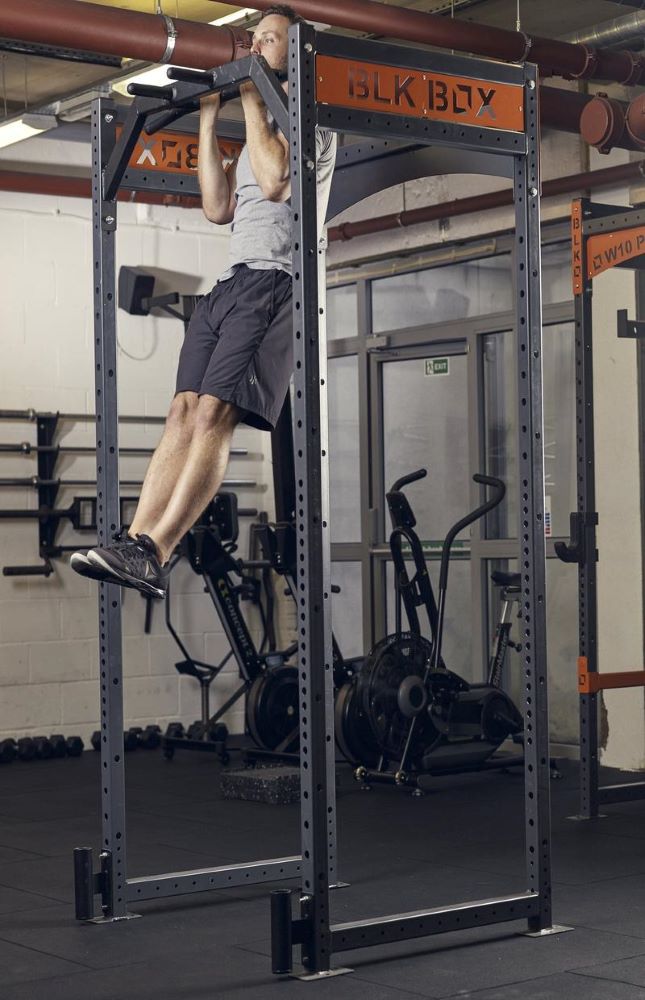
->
[250, 5, 302, 72]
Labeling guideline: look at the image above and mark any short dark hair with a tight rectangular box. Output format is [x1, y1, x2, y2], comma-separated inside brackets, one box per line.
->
[261, 4, 303, 25]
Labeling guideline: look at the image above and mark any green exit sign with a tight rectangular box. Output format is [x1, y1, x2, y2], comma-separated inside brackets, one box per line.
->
[425, 358, 450, 376]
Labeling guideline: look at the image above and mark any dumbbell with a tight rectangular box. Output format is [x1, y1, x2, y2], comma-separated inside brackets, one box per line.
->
[0, 739, 17, 763]
[138, 725, 162, 750]
[33, 736, 54, 760]
[66, 736, 84, 757]
[165, 722, 184, 739]
[124, 729, 139, 752]
[186, 721, 207, 741]
[207, 723, 229, 744]
[50, 734, 68, 758]
[90, 730, 102, 751]
[17, 738, 36, 761]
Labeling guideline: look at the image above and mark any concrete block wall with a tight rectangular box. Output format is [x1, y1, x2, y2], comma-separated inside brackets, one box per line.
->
[0, 137, 275, 747]
[1, 111, 643, 766]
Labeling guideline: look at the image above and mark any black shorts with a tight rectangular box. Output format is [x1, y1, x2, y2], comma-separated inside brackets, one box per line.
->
[175, 265, 292, 431]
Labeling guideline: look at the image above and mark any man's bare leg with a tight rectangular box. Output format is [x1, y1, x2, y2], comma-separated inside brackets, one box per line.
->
[147, 394, 243, 564]
[128, 391, 199, 538]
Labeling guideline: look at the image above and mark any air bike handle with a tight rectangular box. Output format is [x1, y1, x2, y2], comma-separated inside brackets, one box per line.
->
[391, 468, 427, 493]
[438, 475, 505, 591]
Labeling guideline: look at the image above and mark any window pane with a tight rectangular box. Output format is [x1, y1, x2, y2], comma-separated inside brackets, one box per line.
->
[326, 284, 358, 339]
[542, 242, 572, 305]
[372, 256, 512, 333]
[483, 323, 576, 540]
[332, 562, 363, 659]
[487, 558, 578, 745]
[328, 355, 360, 542]
[482, 331, 517, 539]
[383, 354, 469, 540]
[543, 323, 576, 538]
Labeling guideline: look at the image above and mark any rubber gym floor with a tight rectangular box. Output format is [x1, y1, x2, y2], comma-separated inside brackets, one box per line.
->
[2, 753, 645, 999]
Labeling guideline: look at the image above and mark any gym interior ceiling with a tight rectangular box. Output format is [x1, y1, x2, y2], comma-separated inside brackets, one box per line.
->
[0, 0, 641, 127]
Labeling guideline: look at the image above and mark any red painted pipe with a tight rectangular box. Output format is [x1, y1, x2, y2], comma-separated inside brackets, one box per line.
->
[0, 0, 251, 69]
[0, 0, 639, 151]
[0, 170, 200, 208]
[211, 0, 645, 85]
[580, 95, 634, 154]
[626, 94, 645, 152]
[327, 160, 645, 242]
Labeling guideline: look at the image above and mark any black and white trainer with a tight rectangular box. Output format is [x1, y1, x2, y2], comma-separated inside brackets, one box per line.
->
[87, 532, 168, 600]
[71, 529, 138, 588]
[70, 550, 111, 583]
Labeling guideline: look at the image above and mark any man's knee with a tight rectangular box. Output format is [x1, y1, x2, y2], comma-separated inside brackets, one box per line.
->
[167, 391, 199, 435]
[195, 394, 243, 435]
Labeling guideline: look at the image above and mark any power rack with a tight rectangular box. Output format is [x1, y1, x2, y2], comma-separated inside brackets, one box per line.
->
[560, 198, 645, 820]
[73, 20, 563, 970]
[270, 22, 562, 979]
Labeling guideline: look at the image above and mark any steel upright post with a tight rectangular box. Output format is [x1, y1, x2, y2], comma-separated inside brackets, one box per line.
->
[513, 69, 553, 933]
[289, 21, 336, 975]
[575, 202, 600, 820]
[91, 97, 129, 920]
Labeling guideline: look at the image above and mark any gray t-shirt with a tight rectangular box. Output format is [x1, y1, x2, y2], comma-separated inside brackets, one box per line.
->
[218, 126, 336, 282]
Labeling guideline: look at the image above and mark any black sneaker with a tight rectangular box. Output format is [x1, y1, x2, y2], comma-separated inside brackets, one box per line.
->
[87, 532, 168, 600]
[70, 529, 136, 587]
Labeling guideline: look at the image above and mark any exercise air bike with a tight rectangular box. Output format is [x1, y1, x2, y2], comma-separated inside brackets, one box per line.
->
[335, 470, 526, 791]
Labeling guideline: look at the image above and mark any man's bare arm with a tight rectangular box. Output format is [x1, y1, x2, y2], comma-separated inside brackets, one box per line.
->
[198, 93, 238, 224]
[240, 84, 290, 203]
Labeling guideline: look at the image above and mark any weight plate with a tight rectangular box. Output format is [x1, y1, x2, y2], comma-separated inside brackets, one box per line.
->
[246, 665, 300, 752]
[334, 680, 380, 767]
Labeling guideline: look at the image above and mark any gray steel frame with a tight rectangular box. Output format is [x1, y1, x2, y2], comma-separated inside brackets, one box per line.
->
[277, 22, 555, 978]
[78, 88, 307, 922]
[574, 199, 645, 819]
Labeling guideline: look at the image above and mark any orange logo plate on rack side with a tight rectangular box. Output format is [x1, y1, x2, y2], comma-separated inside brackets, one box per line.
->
[586, 225, 645, 281]
[316, 55, 525, 133]
[116, 128, 242, 174]
[571, 200, 583, 295]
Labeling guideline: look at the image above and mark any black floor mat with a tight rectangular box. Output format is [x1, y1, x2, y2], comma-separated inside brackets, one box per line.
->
[1, 752, 645, 998]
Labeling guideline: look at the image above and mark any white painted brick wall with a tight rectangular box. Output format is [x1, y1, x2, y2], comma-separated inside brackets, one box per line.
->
[0, 136, 275, 747]
[2, 121, 642, 766]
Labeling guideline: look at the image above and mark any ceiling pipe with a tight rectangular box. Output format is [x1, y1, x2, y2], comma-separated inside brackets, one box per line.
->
[327, 160, 645, 242]
[211, 0, 645, 85]
[626, 94, 645, 150]
[0, 170, 200, 207]
[561, 12, 645, 50]
[580, 94, 631, 153]
[0, 0, 251, 70]
[0, 0, 639, 152]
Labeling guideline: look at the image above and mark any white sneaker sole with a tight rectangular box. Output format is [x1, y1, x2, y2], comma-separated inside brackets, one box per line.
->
[88, 550, 167, 600]
[70, 551, 110, 582]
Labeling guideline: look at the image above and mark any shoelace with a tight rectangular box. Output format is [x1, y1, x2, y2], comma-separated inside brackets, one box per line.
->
[120, 537, 162, 578]
[110, 527, 135, 552]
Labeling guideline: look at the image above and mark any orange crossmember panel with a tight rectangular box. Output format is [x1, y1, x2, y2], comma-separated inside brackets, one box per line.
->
[571, 199, 583, 295]
[578, 656, 645, 694]
[315, 55, 525, 133]
[115, 127, 242, 175]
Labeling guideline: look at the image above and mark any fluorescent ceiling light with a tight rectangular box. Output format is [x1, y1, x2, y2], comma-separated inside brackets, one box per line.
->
[112, 7, 256, 97]
[0, 115, 56, 151]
